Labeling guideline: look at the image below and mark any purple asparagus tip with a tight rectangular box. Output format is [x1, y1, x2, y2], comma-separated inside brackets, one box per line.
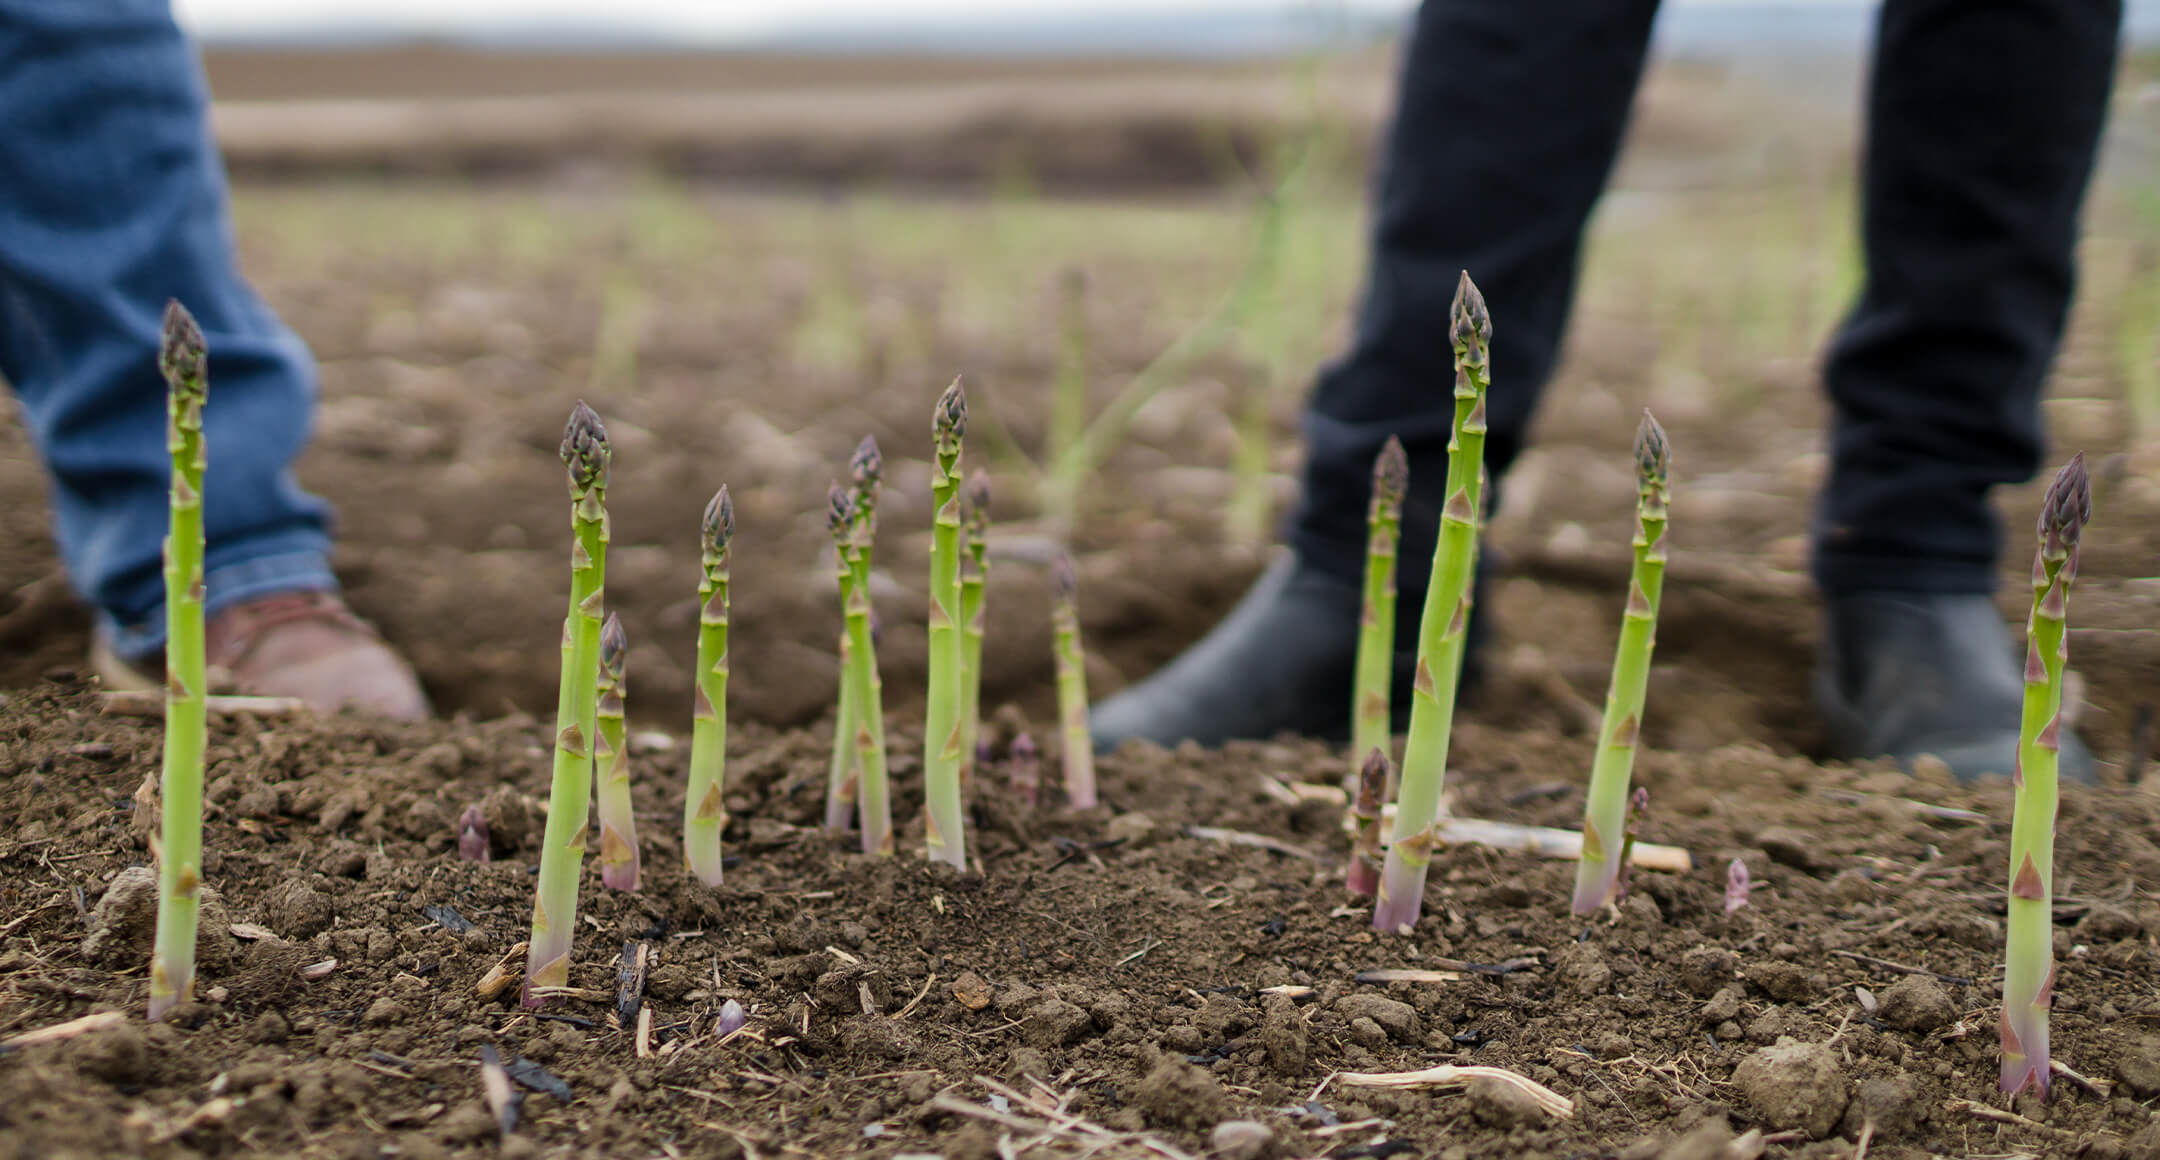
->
[1449, 270, 1492, 347]
[2038, 452, 2091, 551]
[1373, 435, 1408, 501]
[457, 805, 491, 862]
[599, 613, 627, 678]
[159, 299, 208, 392]
[561, 400, 610, 490]
[1050, 553, 1077, 603]
[850, 435, 883, 490]
[965, 467, 992, 526]
[1355, 748, 1388, 815]
[716, 998, 747, 1037]
[934, 378, 968, 445]
[826, 482, 854, 539]
[1635, 411, 1669, 489]
[1724, 857, 1751, 915]
[703, 486, 734, 554]
[1009, 731, 1041, 808]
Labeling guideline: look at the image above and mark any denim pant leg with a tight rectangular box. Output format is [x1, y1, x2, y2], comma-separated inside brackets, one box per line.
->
[1288, 0, 1665, 627]
[1812, 0, 2123, 596]
[0, 0, 336, 659]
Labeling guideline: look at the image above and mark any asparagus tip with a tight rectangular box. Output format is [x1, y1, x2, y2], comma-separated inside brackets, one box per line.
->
[1449, 270, 1492, 347]
[1012, 732, 1038, 760]
[458, 804, 492, 863]
[935, 377, 968, 443]
[1356, 748, 1388, 812]
[703, 486, 735, 553]
[561, 400, 610, 489]
[1374, 435, 1408, 499]
[966, 467, 992, 521]
[159, 299, 208, 394]
[826, 481, 854, 539]
[599, 612, 627, 677]
[1050, 552, 1077, 603]
[1634, 410, 1669, 489]
[2038, 452, 2092, 549]
[850, 435, 883, 489]
[1724, 857, 1751, 915]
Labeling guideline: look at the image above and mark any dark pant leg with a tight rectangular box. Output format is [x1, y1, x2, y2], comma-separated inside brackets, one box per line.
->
[1290, 0, 1664, 602]
[1814, 0, 2122, 595]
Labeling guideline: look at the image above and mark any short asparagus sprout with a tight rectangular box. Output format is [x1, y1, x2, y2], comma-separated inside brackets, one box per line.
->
[826, 437, 883, 835]
[1724, 858, 1751, 916]
[525, 401, 611, 1006]
[685, 487, 733, 887]
[458, 805, 491, 863]
[148, 300, 209, 1023]
[958, 467, 992, 793]
[1050, 553, 1098, 808]
[1352, 436, 1408, 794]
[830, 484, 894, 855]
[594, 613, 638, 891]
[1346, 748, 1389, 897]
[1009, 731, 1042, 809]
[1572, 412, 1670, 914]
[2001, 452, 2092, 1099]
[923, 379, 970, 869]
[1373, 271, 1491, 934]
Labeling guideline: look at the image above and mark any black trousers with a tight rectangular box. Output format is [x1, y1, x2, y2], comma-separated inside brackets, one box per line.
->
[1289, 0, 2124, 611]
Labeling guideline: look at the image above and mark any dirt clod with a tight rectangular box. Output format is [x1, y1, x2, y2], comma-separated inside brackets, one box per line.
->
[1553, 944, 1612, 998]
[1677, 946, 1737, 998]
[1136, 1057, 1229, 1131]
[1335, 994, 1417, 1041]
[2111, 1035, 2160, 1099]
[1465, 1074, 1547, 1130]
[80, 866, 160, 965]
[1021, 998, 1092, 1048]
[1875, 976, 1956, 1033]
[260, 877, 336, 939]
[1731, 1038, 1847, 1139]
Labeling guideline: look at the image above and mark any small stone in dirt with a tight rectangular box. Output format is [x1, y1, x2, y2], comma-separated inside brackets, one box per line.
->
[1161, 1023, 1205, 1053]
[1347, 1017, 1389, 1049]
[1465, 1075, 1548, 1130]
[1732, 1038, 1847, 1140]
[1678, 947, 1738, 998]
[1209, 1120, 1277, 1160]
[1336, 994, 1418, 1041]
[2111, 1034, 2160, 1099]
[1136, 1057, 1229, 1131]
[364, 998, 407, 1027]
[1744, 961, 1819, 1003]
[1875, 975, 1956, 1033]
[262, 877, 336, 939]
[1023, 999, 1093, 1048]
[951, 971, 992, 1011]
[80, 866, 159, 965]
[1700, 985, 1743, 1026]
[1553, 944, 1612, 998]
[1755, 827, 1826, 873]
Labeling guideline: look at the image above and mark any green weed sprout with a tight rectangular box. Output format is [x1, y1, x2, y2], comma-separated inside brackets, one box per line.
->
[923, 380, 970, 869]
[148, 300, 209, 1023]
[959, 467, 991, 791]
[1372, 271, 1490, 935]
[1346, 748, 1388, 897]
[1351, 436, 1407, 792]
[685, 487, 732, 887]
[2001, 452, 2092, 1098]
[1050, 553, 1098, 808]
[594, 613, 638, 891]
[524, 401, 611, 1006]
[1571, 412, 1670, 914]
[830, 483, 894, 855]
[825, 437, 882, 836]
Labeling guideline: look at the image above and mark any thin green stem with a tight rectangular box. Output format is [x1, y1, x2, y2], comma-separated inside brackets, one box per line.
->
[923, 381, 969, 869]
[1051, 554, 1097, 809]
[959, 468, 991, 794]
[828, 438, 882, 836]
[831, 484, 893, 856]
[595, 614, 638, 892]
[685, 490, 732, 886]
[1351, 437, 1406, 793]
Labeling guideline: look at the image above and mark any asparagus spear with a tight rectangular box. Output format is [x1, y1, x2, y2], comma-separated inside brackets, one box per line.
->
[594, 613, 638, 892]
[959, 467, 991, 793]
[825, 437, 882, 836]
[923, 380, 970, 869]
[830, 484, 895, 855]
[2000, 452, 2092, 1099]
[1346, 747, 1388, 897]
[1050, 552, 1098, 808]
[1571, 412, 1670, 914]
[147, 300, 209, 1023]
[1372, 271, 1490, 935]
[1352, 436, 1408, 794]
[1009, 731, 1041, 809]
[685, 487, 732, 887]
[524, 401, 611, 1006]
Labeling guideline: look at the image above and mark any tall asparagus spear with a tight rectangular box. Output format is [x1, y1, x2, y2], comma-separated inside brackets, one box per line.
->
[1050, 552, 1098, 808]
[1352, 436, 1408, 794]
[685, 487, 732, 887]
[1372, 271, 1490, 935]
[923, 380, 970, 869]
[959, 467, 991, 792]
[825, 437, 883, 836]
[525, 401, 611, 1006]
[2001, 453, 2092, 1099]
[147, 300, 209, 1023]
[1571, 412, 1670, 914]
[830, 484, 895, 855]
[594, 613, 638, 892]
[1346, 747, 1388, 897]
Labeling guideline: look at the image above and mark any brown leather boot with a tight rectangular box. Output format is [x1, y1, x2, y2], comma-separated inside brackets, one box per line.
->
[95, 591, 429, 721]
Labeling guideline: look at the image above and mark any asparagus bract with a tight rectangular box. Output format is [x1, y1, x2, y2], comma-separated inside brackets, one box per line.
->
[1571, 412, 1670, 914]
[2000, 453, 2091, 1098]
[1050, 553, 1098, 808]
[826, 436, 882, 836]
[831, 484, 894, 855]
[685, 487, 733, 886]
[525, 401, 611, 1006]
[923, 380, 970, 868]
[1346, 748, 1388, 897]
[594, 613, 638, 891]
[1352, 436, 1407, 794]
[148, 300, 209, 1023]
[959, 467, 991, 794]
[1373, 271, 1491, 934]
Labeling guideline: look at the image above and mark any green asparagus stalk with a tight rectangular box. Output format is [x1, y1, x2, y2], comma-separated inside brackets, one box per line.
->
[2001, 452, 2092, 1098]
[1351, 436, 1407, 794]
[1346, 747, 1388, 897]
[1571, 412, 1670, 914]
[959, 467, 991, 792]
[831, 483, 894, 855]
[826, 437, 882, 835]
[524, 401, 611, 1007]
[594, 613, 638, 892]
[685, 487, 732, 887]
[1049, 552, 1098, 808]
[1373, 271, 1490, 935]
[923, 380, 970, 869]
[147, 300, 209, 1023]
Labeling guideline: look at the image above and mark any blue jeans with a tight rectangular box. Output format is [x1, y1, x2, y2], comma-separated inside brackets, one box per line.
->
[0, 0, 335, 660]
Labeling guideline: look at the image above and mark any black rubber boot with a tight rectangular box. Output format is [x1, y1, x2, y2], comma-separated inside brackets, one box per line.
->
[1813, 591, 2096, 784]
[1088, 553, 1489, 753]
